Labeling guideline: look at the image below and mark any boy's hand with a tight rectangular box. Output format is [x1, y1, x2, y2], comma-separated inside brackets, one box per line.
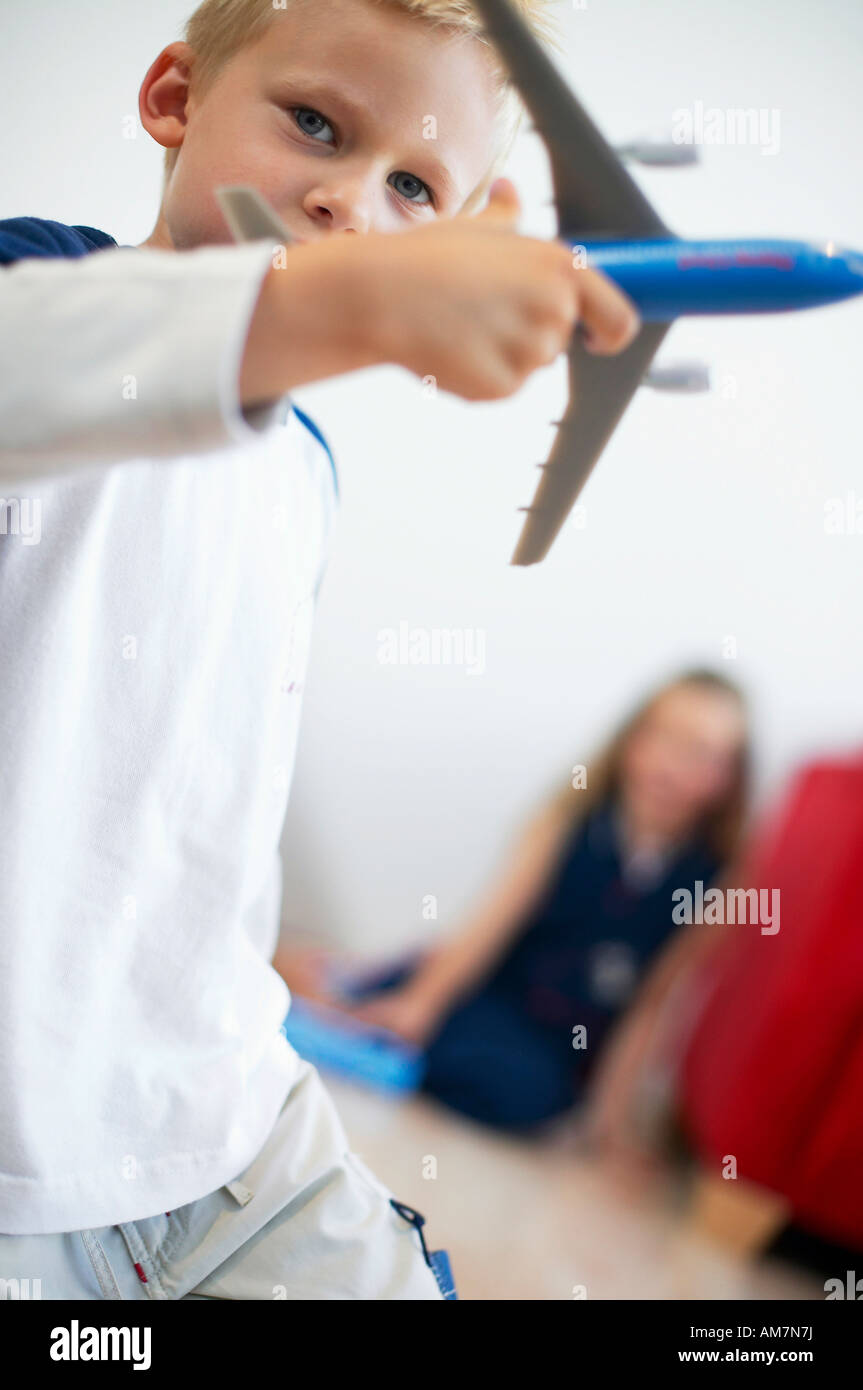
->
[358, 176, 640, 401]
[239, 177, 640, 407]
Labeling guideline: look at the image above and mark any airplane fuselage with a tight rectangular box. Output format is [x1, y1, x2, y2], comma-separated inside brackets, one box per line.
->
[574, 237, 863, 320]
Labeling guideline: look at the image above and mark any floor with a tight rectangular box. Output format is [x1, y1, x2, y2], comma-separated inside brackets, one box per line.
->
[324, 1073, 823, 1301]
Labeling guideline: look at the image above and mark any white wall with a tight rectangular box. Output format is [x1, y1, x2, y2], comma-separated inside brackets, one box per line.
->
[4, 0, 862, 955]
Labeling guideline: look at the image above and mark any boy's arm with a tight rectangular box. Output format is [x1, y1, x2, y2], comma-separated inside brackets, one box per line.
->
[0, 240, 302, 480]
[0, 182, 638, 481]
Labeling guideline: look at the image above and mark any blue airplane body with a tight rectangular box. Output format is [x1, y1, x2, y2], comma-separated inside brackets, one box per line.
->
[576, 238, 863, 320]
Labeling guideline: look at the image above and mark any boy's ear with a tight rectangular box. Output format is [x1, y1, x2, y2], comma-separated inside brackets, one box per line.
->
[138, 42, 196, 154]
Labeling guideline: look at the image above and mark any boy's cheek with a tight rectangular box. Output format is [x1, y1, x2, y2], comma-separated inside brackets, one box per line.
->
[163, 167, 264, 251]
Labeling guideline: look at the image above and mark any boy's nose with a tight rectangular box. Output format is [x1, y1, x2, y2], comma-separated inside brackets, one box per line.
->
[303, 181, 373, 237]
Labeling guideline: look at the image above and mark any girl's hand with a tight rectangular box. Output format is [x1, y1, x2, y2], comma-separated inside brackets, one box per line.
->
[271, 943, 336, 1006]
[347, 985, 444, 1047]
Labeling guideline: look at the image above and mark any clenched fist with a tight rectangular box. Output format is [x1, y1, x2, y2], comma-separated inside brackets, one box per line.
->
[358, 175, 641, 400]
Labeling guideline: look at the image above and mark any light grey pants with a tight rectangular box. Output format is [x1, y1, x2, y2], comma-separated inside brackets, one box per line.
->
[0, 1058, 448, 1300]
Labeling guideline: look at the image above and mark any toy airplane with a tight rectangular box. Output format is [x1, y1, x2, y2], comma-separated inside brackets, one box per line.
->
[215, 0, 863, 565]
[468, 0, 863, 564]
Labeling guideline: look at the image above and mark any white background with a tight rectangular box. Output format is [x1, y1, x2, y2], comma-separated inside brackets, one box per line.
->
[3, 0, 862, 954]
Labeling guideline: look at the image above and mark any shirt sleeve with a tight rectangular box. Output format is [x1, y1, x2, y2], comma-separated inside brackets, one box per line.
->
[0, 240, 288, 481]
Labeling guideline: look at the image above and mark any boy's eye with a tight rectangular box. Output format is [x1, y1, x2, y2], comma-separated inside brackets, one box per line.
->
[290, 107, 433, 208]
[292, 107, 335, 143]
[389, 171, 432, 206]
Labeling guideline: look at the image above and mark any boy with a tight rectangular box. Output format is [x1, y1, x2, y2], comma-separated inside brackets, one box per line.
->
[0, 0, 637, 1299]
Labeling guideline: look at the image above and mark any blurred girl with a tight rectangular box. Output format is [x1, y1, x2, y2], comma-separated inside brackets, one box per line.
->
[276, 669, 750, 1132]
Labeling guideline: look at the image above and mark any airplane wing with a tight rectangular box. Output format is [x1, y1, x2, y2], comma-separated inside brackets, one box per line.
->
[469, 0, 668, 241]
[511, 321, 668, 564]
[469, 0, 674, 563]
[214, 185, 294, 245]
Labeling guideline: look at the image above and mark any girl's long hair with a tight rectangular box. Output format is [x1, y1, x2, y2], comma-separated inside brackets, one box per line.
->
[546, 669, 751, 866]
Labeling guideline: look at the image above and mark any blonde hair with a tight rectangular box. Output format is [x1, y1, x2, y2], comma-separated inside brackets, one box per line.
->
[159, 0, 561, 213]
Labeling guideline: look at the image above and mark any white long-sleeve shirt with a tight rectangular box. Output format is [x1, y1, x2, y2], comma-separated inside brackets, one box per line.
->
[0, 219, 339, 1234]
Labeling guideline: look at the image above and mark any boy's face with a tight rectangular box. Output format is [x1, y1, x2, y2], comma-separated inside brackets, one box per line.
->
[140, 0, 501, 251]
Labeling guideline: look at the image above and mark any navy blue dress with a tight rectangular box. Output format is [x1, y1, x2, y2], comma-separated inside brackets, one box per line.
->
[358, 799, 720, 1130]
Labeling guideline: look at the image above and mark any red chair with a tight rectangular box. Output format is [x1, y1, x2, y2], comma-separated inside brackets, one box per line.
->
[678, 752, 863, 1251]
